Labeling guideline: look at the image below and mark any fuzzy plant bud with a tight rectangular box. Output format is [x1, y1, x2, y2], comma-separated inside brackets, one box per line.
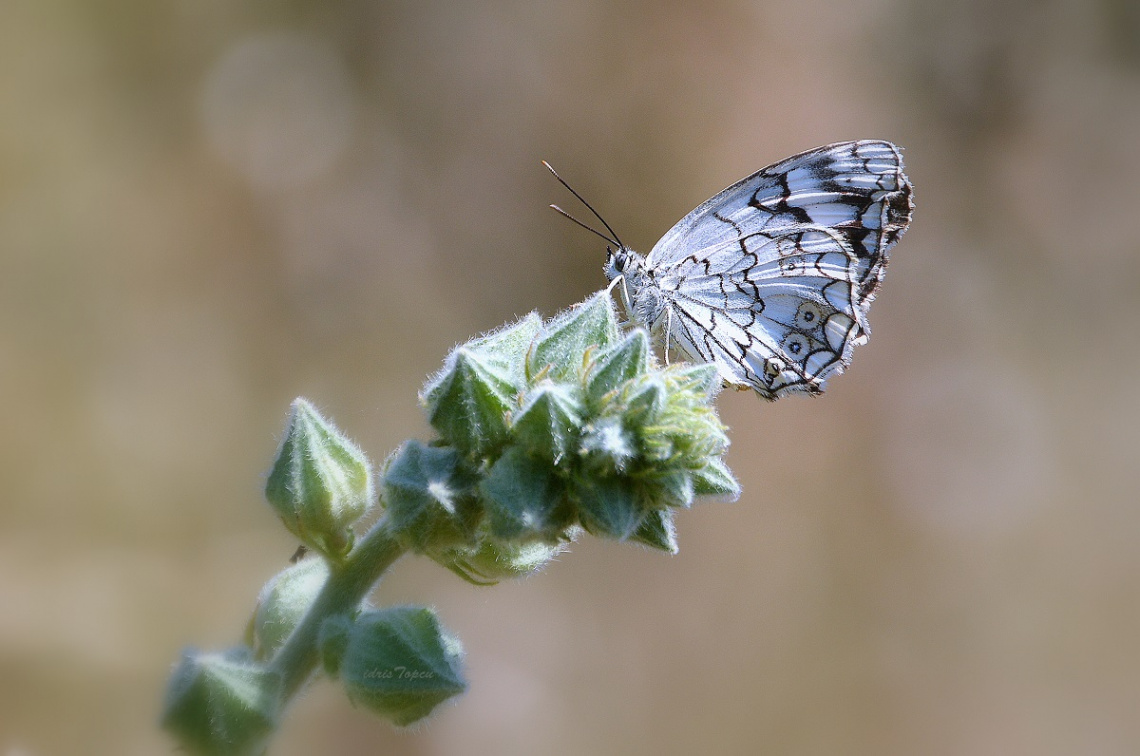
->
[510, 381, 583, 460]
[584, 329, 650, 402]
[161, 648, 282, 756]
[478, 446, 572, 540]
[527, 292, 619, 382]
[574, 474, 642, 539]
[250, 557, 330, 659]
[421, 314, 541, 457]
[628, 507, 679, 553]
[691, 457, 741, 499]
[335, 607, 467, 727]
[382, 440, 480, 554]
[437, 537, 569, 585]
[264, 399, 373, 559]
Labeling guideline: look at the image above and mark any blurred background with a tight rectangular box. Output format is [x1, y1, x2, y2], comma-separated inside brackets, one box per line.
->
[2, 0, 1138, 753]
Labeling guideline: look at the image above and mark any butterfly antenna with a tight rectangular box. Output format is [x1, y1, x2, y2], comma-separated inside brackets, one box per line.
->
[543, 160, 625, 249]
[549, 204, 617, 246]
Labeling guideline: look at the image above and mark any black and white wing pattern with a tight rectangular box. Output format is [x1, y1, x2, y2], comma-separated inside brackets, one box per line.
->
[639, 140, 913, 399]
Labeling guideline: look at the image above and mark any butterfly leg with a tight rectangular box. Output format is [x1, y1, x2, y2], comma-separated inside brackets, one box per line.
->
[605, 274, 623, 299]
[606, 275, 634, 327]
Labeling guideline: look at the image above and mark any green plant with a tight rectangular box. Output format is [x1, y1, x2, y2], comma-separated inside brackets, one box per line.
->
[161, 292, 738, 755]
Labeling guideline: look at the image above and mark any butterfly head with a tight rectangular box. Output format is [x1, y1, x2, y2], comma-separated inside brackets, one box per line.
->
[603, 246, 626, 282]
[604, 245, 648, 282]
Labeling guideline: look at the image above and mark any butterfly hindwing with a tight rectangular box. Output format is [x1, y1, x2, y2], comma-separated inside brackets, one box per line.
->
[663, 226, 863, 398]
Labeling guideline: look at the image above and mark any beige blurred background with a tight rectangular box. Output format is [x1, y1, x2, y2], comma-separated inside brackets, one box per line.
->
[2, 0, 1138, 754]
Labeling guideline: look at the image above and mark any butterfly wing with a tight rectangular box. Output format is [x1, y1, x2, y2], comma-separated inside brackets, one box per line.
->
[646, 140, 912, 307]
[661, 226, 865, 399]
[645, 140, 912, 399]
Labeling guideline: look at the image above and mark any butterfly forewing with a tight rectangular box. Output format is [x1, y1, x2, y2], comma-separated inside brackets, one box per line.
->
[637, 140, 912, 400]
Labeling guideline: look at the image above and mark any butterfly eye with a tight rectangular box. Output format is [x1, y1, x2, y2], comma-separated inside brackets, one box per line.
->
[610, 249, 627, 273]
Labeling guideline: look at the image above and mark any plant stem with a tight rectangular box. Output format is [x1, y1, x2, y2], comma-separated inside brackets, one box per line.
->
[269, 514, 407, 698]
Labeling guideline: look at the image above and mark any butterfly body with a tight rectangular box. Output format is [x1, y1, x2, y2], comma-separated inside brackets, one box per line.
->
[603, 140, 913, 400]
[603, 248, 666, 332]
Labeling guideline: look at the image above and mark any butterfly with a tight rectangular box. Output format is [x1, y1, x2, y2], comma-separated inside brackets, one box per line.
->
[548, 140, 913, 400]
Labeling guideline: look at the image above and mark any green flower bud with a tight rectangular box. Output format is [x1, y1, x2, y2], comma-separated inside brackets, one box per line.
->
[382, 441, 480, 554]
[412, 293, 738, 557]
[420, 314, 541, 456]
[639, 468, 696, 510]
[478, 446, 570, 540]
[161, 648, 282, 756]
[338, 607, 466, 727]
[462, 311, 543, 381]
[573, 474, 643, 540]
[691, 457, 741, 501]
[439, 536, 569, 586]
[264, 399, 373, 559]
[628, 507, 679, 553]
[641, 365, 732, 467]
[585, 329, 650, 403]
[510, 381, 583, 461]
[252, 557, 330, 659]
[527, 292, 619, 382]
[619, 376, 668, 432]
[421, 349, 517, 456]
[666, 361, 722, 399]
